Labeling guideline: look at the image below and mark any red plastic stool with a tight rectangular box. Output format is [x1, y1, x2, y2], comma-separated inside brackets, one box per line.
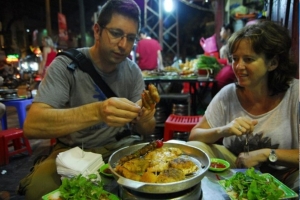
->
[163, 114, 203, 141]
[0, 128, 32, 165]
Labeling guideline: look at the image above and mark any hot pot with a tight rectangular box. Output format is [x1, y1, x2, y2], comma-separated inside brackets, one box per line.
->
[108, 141, 210, 194]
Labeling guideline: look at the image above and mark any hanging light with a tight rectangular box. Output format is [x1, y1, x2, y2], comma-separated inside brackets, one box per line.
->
[164, 0, 174, 12]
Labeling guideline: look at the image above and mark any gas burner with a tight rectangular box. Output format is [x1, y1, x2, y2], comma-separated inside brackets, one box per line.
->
[119, 183, 202, 200]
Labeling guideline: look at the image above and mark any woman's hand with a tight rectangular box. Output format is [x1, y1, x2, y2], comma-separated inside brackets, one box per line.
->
[223, 117, 258, 137]
[235, 149, 268, 168]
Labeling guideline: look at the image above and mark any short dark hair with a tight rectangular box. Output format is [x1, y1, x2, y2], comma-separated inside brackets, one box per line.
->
[223, 23, 234, 34]
[139, 27, 149, 36]
[97, 0, 141, 32]
[228, 21, 297, 95]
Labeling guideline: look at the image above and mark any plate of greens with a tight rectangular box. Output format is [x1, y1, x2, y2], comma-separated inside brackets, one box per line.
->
[42, 174, 119, 200]
[219, 167, 298, 200]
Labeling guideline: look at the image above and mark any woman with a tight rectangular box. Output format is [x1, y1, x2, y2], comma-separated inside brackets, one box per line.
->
[39, 36, 57, 78]
[187, 21, 299, 192]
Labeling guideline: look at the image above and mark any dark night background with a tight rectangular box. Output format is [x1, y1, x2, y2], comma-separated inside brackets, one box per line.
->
[0, 0, 214, 60]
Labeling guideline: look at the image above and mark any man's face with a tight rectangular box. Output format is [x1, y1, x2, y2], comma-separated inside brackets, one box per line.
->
[96, 13, 138, 65]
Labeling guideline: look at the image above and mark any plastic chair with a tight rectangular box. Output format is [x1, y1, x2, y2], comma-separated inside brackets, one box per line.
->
[1, 98, 33, 130]
[163, 114, 203, 141]
[0, 128, 32, 165]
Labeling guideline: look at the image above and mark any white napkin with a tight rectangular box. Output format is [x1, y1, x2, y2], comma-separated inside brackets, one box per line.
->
[56, 147, 104, 179]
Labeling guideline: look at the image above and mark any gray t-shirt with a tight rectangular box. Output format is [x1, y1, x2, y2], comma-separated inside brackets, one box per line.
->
[205, 79, 299, 156]
[34, 47, 145, 148]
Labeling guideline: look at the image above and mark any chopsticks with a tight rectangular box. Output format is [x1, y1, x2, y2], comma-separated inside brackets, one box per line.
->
[244, 133, 249, 156]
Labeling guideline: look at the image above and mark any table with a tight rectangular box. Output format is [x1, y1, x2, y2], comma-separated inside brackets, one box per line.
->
[144, 76, 217, 115]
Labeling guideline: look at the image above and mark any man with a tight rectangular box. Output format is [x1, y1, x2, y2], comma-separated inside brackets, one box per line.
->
[136, 27, 164, 71]
[18, 0, 156, 199]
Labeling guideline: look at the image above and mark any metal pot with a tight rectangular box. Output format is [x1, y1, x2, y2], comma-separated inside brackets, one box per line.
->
[108, 142, 210, 194]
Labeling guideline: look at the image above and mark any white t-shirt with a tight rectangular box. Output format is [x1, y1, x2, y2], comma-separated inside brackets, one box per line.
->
[205, 79, 299, 156]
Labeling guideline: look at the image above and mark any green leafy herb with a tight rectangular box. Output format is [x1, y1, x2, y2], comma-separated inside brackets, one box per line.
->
[223, 167, 284, 200]
[196, 55, 221, 71]
[58, 174, 105, 200]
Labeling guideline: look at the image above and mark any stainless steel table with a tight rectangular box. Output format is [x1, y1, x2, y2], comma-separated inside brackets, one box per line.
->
[144, 76, 217, 115]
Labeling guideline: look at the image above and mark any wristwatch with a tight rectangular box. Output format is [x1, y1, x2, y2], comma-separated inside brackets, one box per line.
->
[269, 149, 277, 162]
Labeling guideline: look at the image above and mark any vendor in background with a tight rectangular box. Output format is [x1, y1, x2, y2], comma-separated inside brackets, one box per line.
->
[188, 21, 299, 192]
[39, 36, 57, 78]
[214, 23, 236, 92]
[136, 27, 164, 71]
[219, 23, 234, 60]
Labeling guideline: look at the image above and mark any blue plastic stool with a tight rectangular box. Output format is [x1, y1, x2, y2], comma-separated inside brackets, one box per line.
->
[1, 98, 33, 130]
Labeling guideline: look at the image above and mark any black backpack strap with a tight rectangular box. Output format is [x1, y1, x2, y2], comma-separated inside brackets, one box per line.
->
[56, 49, 117, 98]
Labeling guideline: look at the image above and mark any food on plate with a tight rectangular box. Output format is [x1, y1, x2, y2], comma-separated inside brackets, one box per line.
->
[119, 139, 163, 165]
[122, 158, 150, 173]
[48, 191, 62, 200]
[115, 146, 198, 183]
[141, 84, 160, 110]
[163, 66, 180, 72]
[210, 162, 226, 169]
[169, 157, 199, 175]
[221, 167, 285, 200]
[156, 168, 185, 183]
[115, 165, 142, 181]
[56, 174, 113, 200]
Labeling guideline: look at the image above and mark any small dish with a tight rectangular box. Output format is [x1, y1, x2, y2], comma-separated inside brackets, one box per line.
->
[209, 158, 230, 172]
[99, 163, 113, 177]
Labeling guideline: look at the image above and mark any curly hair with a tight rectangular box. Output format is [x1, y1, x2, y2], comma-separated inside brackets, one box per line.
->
[97, 0, 141, 32]
[228, 21, 297, 96]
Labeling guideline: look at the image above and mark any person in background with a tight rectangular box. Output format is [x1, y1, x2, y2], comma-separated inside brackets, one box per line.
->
[214, 23, 236, 92]
[39, 36, 57, 78]
[219, 23, 234, 60]
[18, 0, 156, 199]
[0, 102, 5, 117]
[136, 27, 164, 71]
[188, 21, 299, 192]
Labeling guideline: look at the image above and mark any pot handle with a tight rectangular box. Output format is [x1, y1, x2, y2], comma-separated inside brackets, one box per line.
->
[117, 177, 145, 189]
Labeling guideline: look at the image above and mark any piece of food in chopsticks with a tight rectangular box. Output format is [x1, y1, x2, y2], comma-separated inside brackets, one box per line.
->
[222, 167, 284, 200]
[148, 84, 160, 102]
[141, 84, 160, 110]
[118, 139, 163, 165]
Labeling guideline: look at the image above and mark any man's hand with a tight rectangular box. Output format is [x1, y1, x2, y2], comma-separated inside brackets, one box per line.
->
[99, 97, 141, 127]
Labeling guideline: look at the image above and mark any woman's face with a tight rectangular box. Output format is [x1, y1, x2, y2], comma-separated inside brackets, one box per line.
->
[231, 39, 273, 89]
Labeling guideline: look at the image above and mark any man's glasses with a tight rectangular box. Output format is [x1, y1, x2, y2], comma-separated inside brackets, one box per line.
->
[101, 26, 138, 45]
